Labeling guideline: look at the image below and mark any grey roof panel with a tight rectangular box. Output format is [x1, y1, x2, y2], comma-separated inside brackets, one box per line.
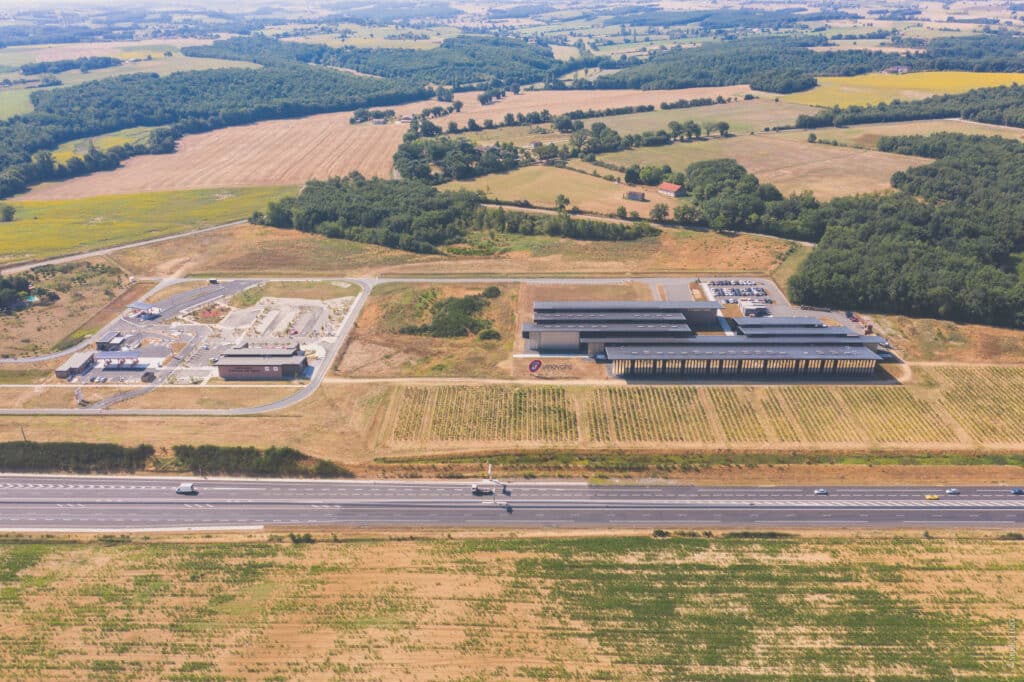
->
[217, 356, 307, 367]
[534, 300, 720, 311]
[605, 344, 881, 361]
[730, 316, 824, 327]
[738, 326, 859, 337]
[523, 323, 692, 333]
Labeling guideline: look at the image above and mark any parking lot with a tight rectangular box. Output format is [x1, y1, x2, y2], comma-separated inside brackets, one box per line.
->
[62, 280, 354, 387]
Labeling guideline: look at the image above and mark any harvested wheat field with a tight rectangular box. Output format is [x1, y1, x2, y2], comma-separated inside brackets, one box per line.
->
[392, 85, 753, 128]
[1, 533, 1022, 680]
[603, 134, 931, 200]
[23, 111, 405, 200]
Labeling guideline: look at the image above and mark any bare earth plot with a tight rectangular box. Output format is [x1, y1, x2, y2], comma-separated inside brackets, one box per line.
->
[779, 118, 1024, 149]
[22, 112, 405, 200]
[107, 222, 798, 278]
[602, 134, 931, 200]
[1, 534, 1021, 680]
[871, 314, 1024, 363]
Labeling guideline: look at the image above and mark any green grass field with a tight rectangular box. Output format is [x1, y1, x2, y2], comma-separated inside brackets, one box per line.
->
[0, 534, 1020, 680]
[443, 165, 647, 217]
[50, 126, 157, 163]
[0, 88, 33, 119]
[0, 186, 295, 264]
[784, 70, 1024, 107]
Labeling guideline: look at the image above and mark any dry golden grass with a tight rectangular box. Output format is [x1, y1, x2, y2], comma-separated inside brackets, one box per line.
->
[872, 314, 1024, 363]
[0, 263, 149, 358]
[2, 533, 1021, 680]
[779, 118, 1024, 149]
[22, 112, 404, 200]
[107, 222, 796, 279]
[336, 283, 517, 379]
[392, 85, 754, 128]
[111, 386, 301, 410]
[603, 133, 932, 200]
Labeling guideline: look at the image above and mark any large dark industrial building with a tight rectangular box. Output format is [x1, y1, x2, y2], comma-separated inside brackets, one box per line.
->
[522, 302, 887, 379]
[216, 344, 308, 380]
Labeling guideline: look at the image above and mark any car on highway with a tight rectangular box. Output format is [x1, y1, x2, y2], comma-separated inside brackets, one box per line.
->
[1012, 488, 1023, 495]
[813, 488, 829, 495]
[175, 483, 199, 496]
[471, 481, 495, 496]
[924, 494, 940, 500]
[945, 488, 960, 495]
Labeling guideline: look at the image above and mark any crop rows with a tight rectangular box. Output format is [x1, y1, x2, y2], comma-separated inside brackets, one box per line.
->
[391, 387, 429, 441]
[582, 391, 612, 442]
[759, 391, 803, 442]
[840, 387, 957, 443]
[929, 366, 1024, 442]
[608, 387, 714, 442]
[706, 388, 767, 442]
[775, 387, 861, 443]
[392, 385, 577, 442]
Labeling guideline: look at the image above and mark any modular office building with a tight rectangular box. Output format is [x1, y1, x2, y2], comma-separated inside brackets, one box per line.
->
[522, 301, 886, 379]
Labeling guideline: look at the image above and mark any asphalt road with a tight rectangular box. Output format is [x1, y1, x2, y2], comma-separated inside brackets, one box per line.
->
[1, 475, 1021, 531]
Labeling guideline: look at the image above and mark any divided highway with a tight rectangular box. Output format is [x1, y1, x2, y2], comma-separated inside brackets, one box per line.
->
[1, 475, 1022, 531]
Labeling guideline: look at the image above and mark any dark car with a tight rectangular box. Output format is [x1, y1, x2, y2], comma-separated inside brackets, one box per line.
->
[1012, 488, 1023, 495]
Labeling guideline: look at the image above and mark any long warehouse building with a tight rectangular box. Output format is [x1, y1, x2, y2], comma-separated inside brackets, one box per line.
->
[523, 301, 887, 379]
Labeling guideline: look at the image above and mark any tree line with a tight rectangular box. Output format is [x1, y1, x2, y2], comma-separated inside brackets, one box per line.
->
[795, 83, 1024, 129]
[594, 33, 1024, 94]
[20, 56, 122, 75]
[252, 174, 659, 254]
[184, 34, 560, 88]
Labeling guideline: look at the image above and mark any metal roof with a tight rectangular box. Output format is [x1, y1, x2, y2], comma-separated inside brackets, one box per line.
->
[648, 335, 885, 346]
[221, 346, 301, 357]
[534, 301, 720, 311]
[534, 311, 688, 323]
[56, 351, 95, 371]
[522, 323, 692, 334]
[605, 344, 881, 362]
[730, 316, 824, 327]
[737, 326, 859, 337]
[578, 334, 698, 344]
[95, 351, 141, 360]
[217, 356, 307, 367]
[127, 301, 159, 310]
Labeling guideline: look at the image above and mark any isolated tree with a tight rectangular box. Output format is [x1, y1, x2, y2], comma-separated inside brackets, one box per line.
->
[624, 165, 641, 184]
[716, 121, 730, 137]
[668, 120, 683, 139]
[555, 194, 570, 211]
[649, 203, 669, 221]
[616, 206, 628, 218]
[447, 121, 459, 133]
[453, 100, 464, 112]
[0, 204, 13, 222]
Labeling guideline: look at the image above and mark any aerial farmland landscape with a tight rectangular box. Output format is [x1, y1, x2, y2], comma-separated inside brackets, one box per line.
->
[1, 0, 1024, 679]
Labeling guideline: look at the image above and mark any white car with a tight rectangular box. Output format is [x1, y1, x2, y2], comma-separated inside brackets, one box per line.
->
[175, 483, 199, 496]
[813, 488, 829, 496]
[945, 488, 960, 496]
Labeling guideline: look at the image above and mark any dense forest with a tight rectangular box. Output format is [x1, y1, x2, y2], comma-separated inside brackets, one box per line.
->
[184, 35, 560, 87]
[795, 83, 1024, 129]
[253, 174, 658, 253]
[0, 66, 429, 198]
[789, 134, 1024, 327]
[393, 137, 523, 183]
[596, 33, 1024, 93]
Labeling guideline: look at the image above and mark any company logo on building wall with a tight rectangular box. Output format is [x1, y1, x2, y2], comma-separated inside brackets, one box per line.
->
[528, 360, 543, 373]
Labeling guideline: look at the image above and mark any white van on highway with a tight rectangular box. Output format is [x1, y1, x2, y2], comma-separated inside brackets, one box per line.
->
[175, 483, 199, 496]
